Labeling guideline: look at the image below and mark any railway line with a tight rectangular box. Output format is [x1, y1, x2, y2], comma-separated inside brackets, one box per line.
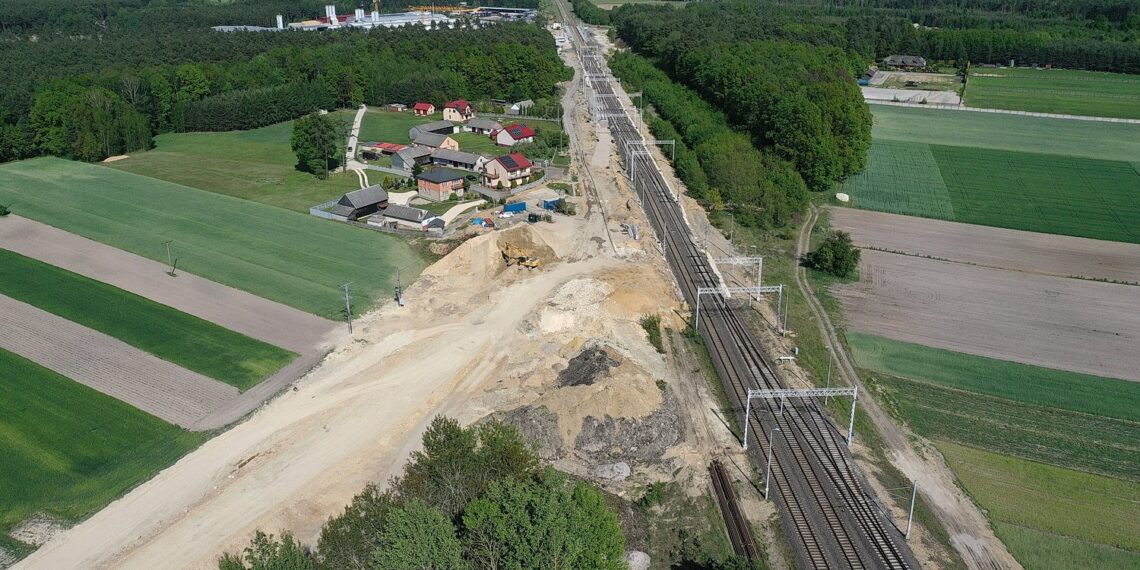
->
[553, 4, 919, 568]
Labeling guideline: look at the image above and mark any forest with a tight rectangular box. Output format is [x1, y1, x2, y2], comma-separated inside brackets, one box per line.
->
[0, 0, 561, 163]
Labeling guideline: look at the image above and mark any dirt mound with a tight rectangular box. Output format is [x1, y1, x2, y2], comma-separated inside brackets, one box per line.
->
[420, 224, 559, 284]
[492, 405, 565, 461]
[557, 347, 618, 387]
[574, 388, 684, 465]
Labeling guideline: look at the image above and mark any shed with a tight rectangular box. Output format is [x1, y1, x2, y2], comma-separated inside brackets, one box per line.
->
[381, 204, 431, 230]
[507, 100, 535, 116]
[392, 146, 433, 172]
[465, 118, 503, 135]
[387, 103, 407, 112]
[329, 185, 389, 220]
[409, 121, 458, 139]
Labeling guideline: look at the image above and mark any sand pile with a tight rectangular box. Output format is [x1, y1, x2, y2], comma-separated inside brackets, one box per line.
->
[420, 225, 559, 286]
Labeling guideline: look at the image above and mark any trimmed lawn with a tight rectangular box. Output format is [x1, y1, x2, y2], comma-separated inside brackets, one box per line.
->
[358, 109, 439, 142]
[0, 249, 295, 391]
[111, 112, 359, 214]
[865, 105, 1140, 162]
[994, 523, 1140, 570]
[849, 332, 1140, 422]
[965, 67, 1140, 120]
[937, 441, 1140, 553]
[0, 348, 206, 535]
[0, 158, 428, 317]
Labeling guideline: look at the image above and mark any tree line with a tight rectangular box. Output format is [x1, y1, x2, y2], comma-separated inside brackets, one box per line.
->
[0, 23, 570, 163]
[218, 417, 627, 569]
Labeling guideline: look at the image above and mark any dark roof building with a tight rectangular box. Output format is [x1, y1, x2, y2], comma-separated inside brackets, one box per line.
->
[382, 204, 430, 224]
[883, 55, 927, 68]
[330, 185, 389, 220]
[409, 121, 457, 138]
[412, 132, 454, 149]
[417, 168, 466, 185]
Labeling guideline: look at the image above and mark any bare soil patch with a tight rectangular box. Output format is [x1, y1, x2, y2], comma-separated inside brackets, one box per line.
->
[0, 295, 237, 428]
[832, 208, 1140, 283]
[833, 249, 1140, 381]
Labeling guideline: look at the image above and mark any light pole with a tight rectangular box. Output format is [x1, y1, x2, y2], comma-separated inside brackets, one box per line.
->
[825, 345, 834, 406]
[162, 240, 176, 276]
[765, 427, 781, 500]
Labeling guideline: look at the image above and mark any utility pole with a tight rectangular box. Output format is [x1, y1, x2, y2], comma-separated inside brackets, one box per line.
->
[825, 345, 833, 406]
[395, 266, 404, 306]
[162, 240, 176, 276]
[341, 283, 353, 333]
[765, 427, 781, 500]
[906, 482, 918, 539]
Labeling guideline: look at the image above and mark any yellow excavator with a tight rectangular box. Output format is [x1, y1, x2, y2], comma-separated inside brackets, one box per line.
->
[502, 244, 540, 270]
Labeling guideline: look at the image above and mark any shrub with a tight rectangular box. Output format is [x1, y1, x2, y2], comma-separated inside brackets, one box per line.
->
[640, 314, 665, 353]
[805, 230, 860, 278]
[0, 203, 10, 217]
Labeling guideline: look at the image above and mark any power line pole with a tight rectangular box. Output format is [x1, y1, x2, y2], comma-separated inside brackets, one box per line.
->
[395, 266, 404, 306]
[906, 482, 918, 538]
[765, 427, 781, 500]
[162, 240, 176, 277]
[341, 283, 353, 333]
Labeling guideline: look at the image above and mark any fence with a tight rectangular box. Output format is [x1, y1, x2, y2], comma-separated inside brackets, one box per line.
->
[309, 199, 345, 221]
[866, 100, 1140, 124]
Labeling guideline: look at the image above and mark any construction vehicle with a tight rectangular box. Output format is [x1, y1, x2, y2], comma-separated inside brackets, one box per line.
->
[501, 244, 540, 270]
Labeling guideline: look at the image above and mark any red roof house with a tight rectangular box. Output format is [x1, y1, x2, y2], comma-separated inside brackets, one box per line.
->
[413, 102, 436, 116]
[492, 123, 536, 146]
[442, 99, 475, 122]
[481, 152, 534, 189]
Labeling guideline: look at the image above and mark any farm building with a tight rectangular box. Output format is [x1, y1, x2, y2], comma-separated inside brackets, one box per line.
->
[413, 102, 435, 116]
[481, 152, 533, 188]
[378, 204, 431, 230]
[416, 168, 466, 202]
[387, 103, 407, 112]
[883, 55, 927, 68]
[430, 148, 489, 171]
[443, 100, 475, 122]
[412, 132, 459, 151]
[329, 185, 389, 220]
[392, 146, 433, 172]
[507, 100, 534, 116]
[465, 118, 502, 135]
[360, 142, 406, 159]
[409, 121, 458, 138]
[491, 123, 535, 147]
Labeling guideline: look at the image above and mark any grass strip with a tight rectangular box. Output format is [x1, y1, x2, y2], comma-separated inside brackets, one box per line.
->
[0, 348, 207, 533]
[0, 248, 295, 390]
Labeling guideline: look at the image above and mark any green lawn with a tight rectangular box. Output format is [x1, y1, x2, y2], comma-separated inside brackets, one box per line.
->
[994, 523, 1140, 570]
[111, 112, 360, 214]
[937, 442, 1140, 555]
[965, 67, 1140, 120]
[0, 157, 428, 317]
[358, 109, 439, 142]
[842, 107, 1140, 243]
[849, 332, 1140, 422]
[0, 249, 295, 391]
[0, 348, 206, 536]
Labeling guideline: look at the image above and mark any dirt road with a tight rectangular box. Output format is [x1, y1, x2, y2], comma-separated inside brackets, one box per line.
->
[832, 208, 1140, 283]
[795, 206, 1021, 570]
[834, 248, 1140, 381]
[0, 295, 236, 428]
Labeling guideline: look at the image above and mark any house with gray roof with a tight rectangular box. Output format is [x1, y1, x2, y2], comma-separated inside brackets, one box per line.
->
[464, 118, 503, 135]
[429, 148, 489, 171]
[379, 204, 431, 230]
[412, 132, 459, 151]
[392, 146, 433, 172]
[409, 120, 458, 139]
[329, 185, 389, 221]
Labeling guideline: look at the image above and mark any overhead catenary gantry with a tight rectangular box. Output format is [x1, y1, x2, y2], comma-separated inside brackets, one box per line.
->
[742, 386, 859, 451]
[694, 285, 783, 332]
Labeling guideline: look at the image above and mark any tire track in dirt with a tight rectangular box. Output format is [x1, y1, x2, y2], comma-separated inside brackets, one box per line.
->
[0, 295, 236, 428]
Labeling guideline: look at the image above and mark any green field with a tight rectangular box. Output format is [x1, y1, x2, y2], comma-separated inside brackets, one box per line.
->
[0, 348, 206, 537]
[965, 67, 1140, 120]
[938, 442, 1140, 557]
[994, 523, 1140, 570]
[111, 113, 360, 214]
[843, 107, 1140, 243]
[0, 158, 428, 317]
[849, 332, 1140, 422]
[0, 249, 295, 390]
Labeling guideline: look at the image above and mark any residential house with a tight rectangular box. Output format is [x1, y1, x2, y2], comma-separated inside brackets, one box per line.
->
[491, 123, 535, 147]
[442, 99, 475, 122]
[387, 103, 407, 112]
[392, 146, 433, 172]
[409, 121, 458, 138]
[464, 118, 502, 135]
[883, 55, 927, 68]
[413, 102, 435, 116]
[412, 132, 459, 151]
[329, 185, 389, 221]
[506, 99, 534, 116]
[430, 148, 489, 172]
[416, 167, 466, 201]
[481, 152, 533, 189]
[378, 204, 431, 230]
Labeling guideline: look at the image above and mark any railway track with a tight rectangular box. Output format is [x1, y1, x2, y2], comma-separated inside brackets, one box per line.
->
[709, 460, 761, 561]
[553, 4, 919, 569]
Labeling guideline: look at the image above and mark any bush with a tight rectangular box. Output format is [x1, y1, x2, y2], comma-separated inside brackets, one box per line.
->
[0, 203, 10, 217]
[640, 314, 665, 353]
[554, 199, 577, 216]
[636, 481, 667, 509]
[805, 230, 860, 278]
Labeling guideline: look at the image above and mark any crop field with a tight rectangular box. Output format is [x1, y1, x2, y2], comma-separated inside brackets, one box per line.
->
[850, 332, 1140, 422]
[844, 141, 1140, 243]
[865, 106, 1140, 161]
[0, 348, 206, 539]
[110, 112, 359, 213]
[0, 158, 427, 317]
[965, 67, 1140, 119]
[937, 442, 1140, 564]
[0, 249, 295, 390]
[994, 523, 1140, 570]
